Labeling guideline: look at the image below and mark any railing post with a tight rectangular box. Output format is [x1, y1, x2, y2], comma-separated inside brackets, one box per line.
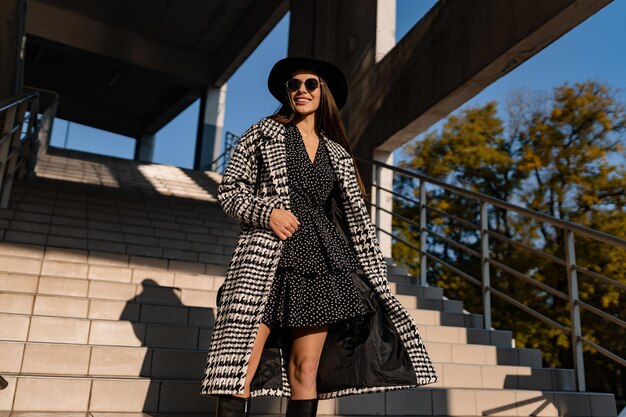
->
[565, 228, 586, 391]
[1, 103, 26, 209]
[480, 201, 492, 330]
[419, 180, 427, 287]
[373, 163, 382, 243]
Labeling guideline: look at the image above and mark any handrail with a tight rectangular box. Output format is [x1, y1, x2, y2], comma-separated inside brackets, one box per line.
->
[0, 91, 38, 114]
[361, 155, 625, 393]
[207, 131, 240, 174]
[0, 89, 57, 209]
[359, 156, 626, 249]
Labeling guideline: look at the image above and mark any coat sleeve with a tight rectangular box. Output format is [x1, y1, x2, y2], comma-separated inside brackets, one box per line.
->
[217, 123, 277, 230]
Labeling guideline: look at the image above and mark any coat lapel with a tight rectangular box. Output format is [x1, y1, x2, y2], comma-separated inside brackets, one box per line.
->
[258, 118, 350, 213]
[259, 119, 290, 211]
[319, 131, 350, 186]
[258, 118, 349, 208]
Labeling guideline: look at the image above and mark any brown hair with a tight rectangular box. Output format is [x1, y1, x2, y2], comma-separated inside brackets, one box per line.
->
[269, 75, 367, 198]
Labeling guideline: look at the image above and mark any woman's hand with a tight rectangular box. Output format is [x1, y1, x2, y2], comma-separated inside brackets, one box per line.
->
[269, 208, 300, 240]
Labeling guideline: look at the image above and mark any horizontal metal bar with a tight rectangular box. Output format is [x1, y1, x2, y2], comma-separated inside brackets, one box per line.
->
[576, 299, 626, 329]
[359, 156, 626, 249]
[426, 228, 481, 258]
[0, 91, 38, 114]
[573, 265, 626, 291]
[488, 257, 569, 301]
[425, 204, 480, 230]
[365, 180, 422, 208]
[376, 225, 422, 253]
[487, 229, 567, 267]
[578, 336, 626, 367]
[5, 149, 17, 164]
[424, 251, 482, 286]
[489, 286, 571, 334]
[373, 203, 421, 231]
[0, 124, 22, 147]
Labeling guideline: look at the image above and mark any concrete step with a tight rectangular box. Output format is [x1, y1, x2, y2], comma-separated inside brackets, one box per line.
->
[1, 180, 238, 264]
[388, 272, 429, 286]
[0, 311, 513, 348]
[0, 242, 229, 277]
[0, 273, 219, 308]
[0, 312, 209, 350]
[387, 263, 409, 275]
[8, 183, 230, 228]
[0, 222, 234, 265]
[30, 150, 222, 201]
[0, 246, 468, 316]
[387, 281, 444, 299]
[0, 341, 569, 390]
[0, 291, 216, 326]
[0, 289, 481, 329]
[0, 374, 616, 415]
[423, 341, 543, 368]
[11, 175, 223, 217]
[396, 293, 464, 313]
[0, 338, 542, 377]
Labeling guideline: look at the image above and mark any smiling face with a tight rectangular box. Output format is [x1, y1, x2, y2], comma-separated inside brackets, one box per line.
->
[287, 69, 322, 118]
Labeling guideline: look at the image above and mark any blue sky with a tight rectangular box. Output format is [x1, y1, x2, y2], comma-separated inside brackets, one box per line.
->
[49, 0, 626, 169]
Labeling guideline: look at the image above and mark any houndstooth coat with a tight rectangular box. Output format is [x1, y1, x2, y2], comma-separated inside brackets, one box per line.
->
[200, 117, 438, 399]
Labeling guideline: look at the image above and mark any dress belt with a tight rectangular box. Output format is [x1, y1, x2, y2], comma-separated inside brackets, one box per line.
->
[279, 205, 358, 275]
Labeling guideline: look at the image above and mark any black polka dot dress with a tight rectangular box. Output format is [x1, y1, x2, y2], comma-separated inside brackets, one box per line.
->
[261, 124, 371, 328]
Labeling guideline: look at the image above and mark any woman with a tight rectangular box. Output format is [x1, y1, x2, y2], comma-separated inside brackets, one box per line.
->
[201, 56, 437, 417]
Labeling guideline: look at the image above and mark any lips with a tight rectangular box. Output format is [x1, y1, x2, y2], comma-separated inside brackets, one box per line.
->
[295, 97, 311, 105]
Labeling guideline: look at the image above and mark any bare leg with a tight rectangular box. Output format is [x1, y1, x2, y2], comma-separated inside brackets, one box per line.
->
[288, 324, 329, 399]
[233, 321, 273, 398]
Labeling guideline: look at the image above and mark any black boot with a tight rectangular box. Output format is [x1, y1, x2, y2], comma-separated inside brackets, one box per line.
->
[215, 394, 250, 417]
[286, 398, 318, 417]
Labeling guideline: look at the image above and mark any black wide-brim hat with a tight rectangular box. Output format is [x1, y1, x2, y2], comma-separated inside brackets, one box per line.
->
[268, 56, 348, 110]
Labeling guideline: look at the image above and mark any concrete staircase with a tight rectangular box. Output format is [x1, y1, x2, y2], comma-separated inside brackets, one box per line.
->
[0, 148, 618, 416]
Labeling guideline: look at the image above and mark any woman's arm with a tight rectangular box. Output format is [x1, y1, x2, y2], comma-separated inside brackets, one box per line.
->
[217, 123, 277, 229]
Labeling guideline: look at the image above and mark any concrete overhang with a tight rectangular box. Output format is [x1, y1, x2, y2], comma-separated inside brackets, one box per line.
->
[24, 0, 287, 138]
[345, 0, 613, 155]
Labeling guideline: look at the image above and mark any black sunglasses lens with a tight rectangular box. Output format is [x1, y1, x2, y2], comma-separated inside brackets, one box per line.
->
[286, 78, 320, 92]
[304, 79, 319, 91]
[286, 79, 301, 91]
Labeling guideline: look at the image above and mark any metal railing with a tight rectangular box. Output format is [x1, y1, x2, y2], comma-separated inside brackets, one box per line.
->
[0, 89, 58, 209]
[0, 91, 40, 208]
[362, 156, 625, 393]
[207, 131, 240, 174]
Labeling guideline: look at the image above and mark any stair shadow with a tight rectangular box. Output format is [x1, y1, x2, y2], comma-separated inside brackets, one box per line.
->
[182, 169, 220, 199]
[119, 279, 216, 415]
[6, 174, 236, 270]
[42, 146, 221, 201]
[43, 146, 159, 193]
[479, 380, 562, 416]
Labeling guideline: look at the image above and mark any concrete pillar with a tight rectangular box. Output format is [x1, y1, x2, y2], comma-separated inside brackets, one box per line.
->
[375, 0, 395, 63]
[194, 84, 227, 171]
[288, 0, 378, 83]
[289, 0, 397, 257]
[134, 133, 155, 163]
[371, 149, 394, 259]
[373, 0, 395, 259]
[0, 0, 27, 100]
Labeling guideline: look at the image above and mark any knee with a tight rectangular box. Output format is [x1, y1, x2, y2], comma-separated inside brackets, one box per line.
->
[290, 356, 319, 386]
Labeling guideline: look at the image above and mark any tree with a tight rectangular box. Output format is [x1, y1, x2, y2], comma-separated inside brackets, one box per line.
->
[394, 80, 626, 403]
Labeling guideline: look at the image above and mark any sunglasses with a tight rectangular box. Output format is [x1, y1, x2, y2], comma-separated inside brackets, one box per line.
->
[285, 78, 323, 92]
